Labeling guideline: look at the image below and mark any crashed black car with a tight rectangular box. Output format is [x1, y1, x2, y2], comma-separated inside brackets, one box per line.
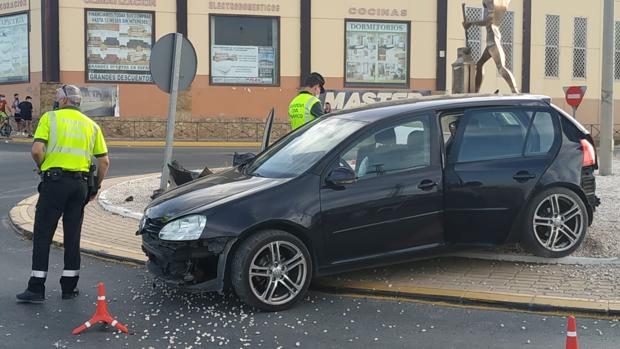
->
[139, 95, 599, 311]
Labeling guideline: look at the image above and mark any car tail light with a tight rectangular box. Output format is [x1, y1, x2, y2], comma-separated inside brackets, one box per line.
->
[580, 139, 596, 167]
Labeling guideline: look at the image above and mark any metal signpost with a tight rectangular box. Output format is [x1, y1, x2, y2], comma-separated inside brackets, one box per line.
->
[149, 33, 197, 190]
[600, 0, 615, 176]
[563, 85, 587, 118]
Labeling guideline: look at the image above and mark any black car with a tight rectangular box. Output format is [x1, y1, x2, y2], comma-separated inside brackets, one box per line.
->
[139, 95, 599, 311]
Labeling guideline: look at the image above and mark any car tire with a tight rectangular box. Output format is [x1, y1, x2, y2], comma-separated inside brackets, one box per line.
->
[522, 187, 588, 258]
[231, 229, 312, 312]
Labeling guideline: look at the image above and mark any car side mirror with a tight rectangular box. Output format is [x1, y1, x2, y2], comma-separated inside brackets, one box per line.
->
[325, 167, 357, 187]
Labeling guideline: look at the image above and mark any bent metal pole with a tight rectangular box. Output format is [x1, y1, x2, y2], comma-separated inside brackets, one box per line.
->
[160, 33, 184, 190]
[599, 0, 614, 176]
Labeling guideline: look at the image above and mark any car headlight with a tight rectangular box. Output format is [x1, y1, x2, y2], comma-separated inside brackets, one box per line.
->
[158, 215, 207, 241]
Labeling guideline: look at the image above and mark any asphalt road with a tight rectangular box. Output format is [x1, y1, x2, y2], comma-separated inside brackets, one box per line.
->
[0, 141, 619, 349]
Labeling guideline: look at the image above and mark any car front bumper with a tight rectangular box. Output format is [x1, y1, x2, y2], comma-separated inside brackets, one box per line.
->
[141, 233, 236, 293]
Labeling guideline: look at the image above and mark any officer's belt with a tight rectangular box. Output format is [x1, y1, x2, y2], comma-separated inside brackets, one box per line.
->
[42, 168, 88, 179]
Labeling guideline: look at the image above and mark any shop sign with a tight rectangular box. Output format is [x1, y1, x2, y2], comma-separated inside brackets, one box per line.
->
[321, 90, 432, 111]
[0, 0, 28, 15]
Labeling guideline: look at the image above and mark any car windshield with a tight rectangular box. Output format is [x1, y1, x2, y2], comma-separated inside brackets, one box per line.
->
[246, 117, 366, 178]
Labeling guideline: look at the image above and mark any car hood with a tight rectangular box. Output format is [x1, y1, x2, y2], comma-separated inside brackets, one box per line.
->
[146, 168, 288, 219]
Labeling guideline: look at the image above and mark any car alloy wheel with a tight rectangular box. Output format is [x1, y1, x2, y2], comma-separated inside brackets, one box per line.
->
[532, 193, 584, 252]
[248, 240, 308, 306]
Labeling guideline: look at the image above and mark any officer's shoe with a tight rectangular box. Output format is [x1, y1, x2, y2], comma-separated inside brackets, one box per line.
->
[16, 290, 45, 303]
[61, 288, 79, 300]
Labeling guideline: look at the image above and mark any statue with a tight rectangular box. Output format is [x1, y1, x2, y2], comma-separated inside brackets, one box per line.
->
[462, 0, 519, 93]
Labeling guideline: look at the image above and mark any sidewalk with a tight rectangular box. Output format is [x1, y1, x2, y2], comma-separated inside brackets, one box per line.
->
[9, 174, 620, 315]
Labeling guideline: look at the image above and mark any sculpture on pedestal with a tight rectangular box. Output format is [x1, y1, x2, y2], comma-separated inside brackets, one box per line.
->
[461, 0, 519, 93]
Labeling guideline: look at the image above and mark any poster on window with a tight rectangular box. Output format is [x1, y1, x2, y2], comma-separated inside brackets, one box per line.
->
[79, 85, 119, 117]
[0, 13, 29, 84]
[85, 10, 154, 83]
[211, 45, 275, 84]
[345, 21, 409, 86]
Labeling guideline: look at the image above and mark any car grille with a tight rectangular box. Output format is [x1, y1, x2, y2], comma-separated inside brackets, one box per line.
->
[143, 218, 165, 236]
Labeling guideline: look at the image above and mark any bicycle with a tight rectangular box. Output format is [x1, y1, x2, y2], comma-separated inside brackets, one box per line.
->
[0, 111, 11, 137]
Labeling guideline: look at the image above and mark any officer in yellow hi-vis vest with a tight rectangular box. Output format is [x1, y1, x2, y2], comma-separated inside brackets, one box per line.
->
[17, 85, 110, 303]
[288, 72, 326, 130]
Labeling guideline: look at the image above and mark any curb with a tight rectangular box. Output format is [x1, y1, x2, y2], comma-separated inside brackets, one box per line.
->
[7, 137, 261, 148]
[312, 280, 620, 316]
[447, 251, 620, 266]
[7, 206, 145, 266]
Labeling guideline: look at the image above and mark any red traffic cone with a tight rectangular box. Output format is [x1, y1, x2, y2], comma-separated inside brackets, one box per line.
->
[565, 315, 579, 349]
[72, 283, 129, 335]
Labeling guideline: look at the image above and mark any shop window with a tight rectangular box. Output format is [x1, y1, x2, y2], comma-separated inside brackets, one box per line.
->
[210, 15, 279, 86]
[544, 15, 560, 78]
[344, 20, 410, 87]
[85, 9, 155, 83]
[0, 12, 28, 84]
[572, 17, 587, 79]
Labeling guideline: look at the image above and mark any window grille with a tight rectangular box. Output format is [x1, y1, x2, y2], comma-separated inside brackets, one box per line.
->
[544, 15, 560, 78]
[614, 21, 620, 80]
[465, 6, 484, 62]
[572, 17, 587, 79]
[499, 11, 514, 71]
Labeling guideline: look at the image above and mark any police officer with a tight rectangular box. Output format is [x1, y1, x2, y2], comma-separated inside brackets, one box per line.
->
[288, 72, 326, 130]
[17, 85, 110, 302]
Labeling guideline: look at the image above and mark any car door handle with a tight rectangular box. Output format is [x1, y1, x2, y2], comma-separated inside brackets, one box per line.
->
[418, 180, 437, 191]
[513, 171, 537, 182]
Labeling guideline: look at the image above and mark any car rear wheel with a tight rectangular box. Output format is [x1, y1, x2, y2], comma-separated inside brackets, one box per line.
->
[522, 187, 588, 258]
[231, 229, 312, 311]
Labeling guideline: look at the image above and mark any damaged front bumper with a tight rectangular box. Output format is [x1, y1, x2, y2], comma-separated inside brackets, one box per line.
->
[141, 233, 236, 293]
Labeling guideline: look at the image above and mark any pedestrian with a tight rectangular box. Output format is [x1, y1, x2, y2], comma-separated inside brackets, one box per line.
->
[16, 85, 110, 303]
[18, 96, 34, 137]
[0, 94, 12, 120]
[288, 72, 325, 130]
[324, 102, 332, 114]
[12, 93, 21, 134]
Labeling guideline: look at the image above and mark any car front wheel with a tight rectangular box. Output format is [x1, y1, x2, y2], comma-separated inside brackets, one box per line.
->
[522, 187, 588, 258]
[231, 229, 312, 311]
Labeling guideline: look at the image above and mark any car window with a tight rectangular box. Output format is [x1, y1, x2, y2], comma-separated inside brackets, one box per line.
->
[525, 112, 555, 156]
[340, 115, 431, 179]
[457, 110, 529, 163]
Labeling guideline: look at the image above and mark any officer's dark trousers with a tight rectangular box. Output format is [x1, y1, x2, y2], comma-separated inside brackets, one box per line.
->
[27, 175, 88, 294]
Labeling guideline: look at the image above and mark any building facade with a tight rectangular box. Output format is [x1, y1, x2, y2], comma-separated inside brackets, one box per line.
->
[3, 0, 620, 138]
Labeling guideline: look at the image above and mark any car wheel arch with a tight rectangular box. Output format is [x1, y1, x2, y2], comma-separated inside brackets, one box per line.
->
[222, 221, 318, 288]
[504, 182, 592, 244]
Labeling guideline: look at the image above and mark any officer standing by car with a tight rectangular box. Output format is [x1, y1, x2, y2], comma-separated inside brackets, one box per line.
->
[288, 72, 326, 130]
[16, 85, 110, 303]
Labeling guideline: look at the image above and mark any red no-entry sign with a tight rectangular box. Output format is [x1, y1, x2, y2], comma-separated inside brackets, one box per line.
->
[564, 86, 587, 108]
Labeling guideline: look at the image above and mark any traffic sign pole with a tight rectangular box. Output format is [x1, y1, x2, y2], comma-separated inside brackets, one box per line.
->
[160, 33, 184, 190]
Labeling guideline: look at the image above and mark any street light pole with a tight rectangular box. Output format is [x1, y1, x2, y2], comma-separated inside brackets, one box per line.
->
[599, 0, 615, 175]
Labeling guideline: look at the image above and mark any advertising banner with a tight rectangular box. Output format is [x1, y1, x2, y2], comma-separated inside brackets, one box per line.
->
[321, 89, 432, 111]
[86, 10, 154, 83]
[0, 12, 28, 84]
[345, 21, 409, 86]
[211, 45, 275, 84]
[79, 85, 119, 117]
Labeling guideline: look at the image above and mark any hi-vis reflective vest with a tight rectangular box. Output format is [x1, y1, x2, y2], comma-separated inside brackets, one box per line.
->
[34, 108, 108, 172]
[288, 92, 321, 130]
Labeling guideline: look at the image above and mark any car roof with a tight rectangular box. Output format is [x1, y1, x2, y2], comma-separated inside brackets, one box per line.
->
[330, 94, 552, 123]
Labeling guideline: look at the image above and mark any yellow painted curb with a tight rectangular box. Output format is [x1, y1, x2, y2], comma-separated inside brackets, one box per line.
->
[315, 278, 616, 313]
[5, 137, 261, 148]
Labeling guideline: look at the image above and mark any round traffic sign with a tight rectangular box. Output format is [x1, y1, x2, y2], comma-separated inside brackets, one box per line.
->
[565, 86, 585, 108]
[150, 33, 197, 93]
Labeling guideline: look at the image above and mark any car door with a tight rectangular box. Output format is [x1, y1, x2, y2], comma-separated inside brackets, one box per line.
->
[443, 106, 560, 244]
[320, 113, 444, 264]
